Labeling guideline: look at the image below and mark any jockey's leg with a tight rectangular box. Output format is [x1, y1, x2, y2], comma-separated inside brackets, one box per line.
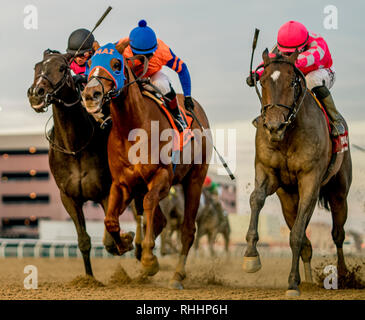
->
[307, 68, 345, 137]
[150, 71, 187, 132]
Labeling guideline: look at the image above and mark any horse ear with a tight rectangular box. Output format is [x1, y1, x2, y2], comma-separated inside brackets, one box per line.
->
[289, 49, 300, 64]
[63, 53, 73, 61]
[92, 41, 100, 51]
[115, 40, 130, 55]
[262, 48, 270, 64]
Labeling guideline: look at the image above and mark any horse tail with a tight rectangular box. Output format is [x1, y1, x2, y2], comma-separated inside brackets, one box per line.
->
[318, 185, 331, 211]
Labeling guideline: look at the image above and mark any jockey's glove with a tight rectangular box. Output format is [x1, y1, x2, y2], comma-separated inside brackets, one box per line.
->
[184, 96, 194, 111]
[73, 74, 87, 87]
[246, 72, 259, 87]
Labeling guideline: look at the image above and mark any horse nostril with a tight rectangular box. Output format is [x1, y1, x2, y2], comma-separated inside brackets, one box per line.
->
[93, 91, 102, 100]
[37, 87, 45, 97]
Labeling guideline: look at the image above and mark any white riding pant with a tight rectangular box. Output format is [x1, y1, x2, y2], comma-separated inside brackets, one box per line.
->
[149, 71, 172, 95]
[306, 67, 336, 90]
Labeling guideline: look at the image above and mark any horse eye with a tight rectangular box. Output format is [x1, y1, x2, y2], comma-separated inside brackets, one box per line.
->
[59, 65, 65, 72]
[113, 61, 121, 71]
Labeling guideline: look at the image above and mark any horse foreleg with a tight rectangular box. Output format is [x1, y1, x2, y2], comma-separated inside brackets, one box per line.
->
[287, 174, 319, 297]
[277, 188, 313, 283]
[243, 164, 278, 273]
[141, 168, 170, 276]
[60, 192, 93, 276]
[104, 183, 134, 256]
[132, 198, 144, 261]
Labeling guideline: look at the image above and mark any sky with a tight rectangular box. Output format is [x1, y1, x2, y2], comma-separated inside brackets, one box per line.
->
[0, 0, 365, 133]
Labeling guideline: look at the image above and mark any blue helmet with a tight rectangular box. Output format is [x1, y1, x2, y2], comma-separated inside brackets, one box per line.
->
[129, 20, 157, 55]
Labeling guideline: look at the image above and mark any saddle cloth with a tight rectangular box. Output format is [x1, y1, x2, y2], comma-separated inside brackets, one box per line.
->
[309, 91, 348, 154]
[141, 90, 194, 152]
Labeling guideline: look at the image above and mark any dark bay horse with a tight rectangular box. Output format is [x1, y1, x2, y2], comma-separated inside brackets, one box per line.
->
[27, 50, 132, 276]
[81, 41, 212, 289]
[243, 50, 352, 296]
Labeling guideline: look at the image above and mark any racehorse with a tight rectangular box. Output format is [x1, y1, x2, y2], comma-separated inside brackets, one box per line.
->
[27, 50, 132, 277]
[242, 50, 352, 296]
[194, 188, 230, 257]
[81, 41, 212, 289]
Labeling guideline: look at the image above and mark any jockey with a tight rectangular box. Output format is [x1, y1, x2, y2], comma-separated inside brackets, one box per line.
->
[247, 21, 345, 137]
[119, 20, 195, 132]
[66, 28, 97, 86]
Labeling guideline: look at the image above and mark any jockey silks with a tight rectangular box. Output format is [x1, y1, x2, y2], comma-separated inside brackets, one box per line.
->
[84, 43, 126, 91]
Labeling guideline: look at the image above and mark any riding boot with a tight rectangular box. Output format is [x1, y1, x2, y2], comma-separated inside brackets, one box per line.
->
[312, 85, 345, 137]
[165, 89, 187, 132]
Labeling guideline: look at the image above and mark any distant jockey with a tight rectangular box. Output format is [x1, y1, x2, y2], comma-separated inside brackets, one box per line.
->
[118, 20, 195, 132]
[247, 20, 345, 137]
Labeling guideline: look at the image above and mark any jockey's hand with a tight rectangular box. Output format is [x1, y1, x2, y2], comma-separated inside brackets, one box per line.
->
[73, 74, 87, 87]
[184, 96, 194, 111]
[246, 72, 259, 87]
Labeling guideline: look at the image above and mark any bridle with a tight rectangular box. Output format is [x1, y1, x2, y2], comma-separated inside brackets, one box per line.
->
[34, 54, 81, 109]
[87, 55, 150, 106]
[33, 53, 95, 156]
[254, 59, 307, 127]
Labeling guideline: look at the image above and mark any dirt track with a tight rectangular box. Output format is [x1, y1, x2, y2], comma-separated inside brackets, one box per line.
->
[0, 255, 364, 300]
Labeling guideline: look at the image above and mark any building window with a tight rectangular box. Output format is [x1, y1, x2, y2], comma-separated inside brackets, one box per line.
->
[1, 171, 49, 181]
[2, 195, 50, 204]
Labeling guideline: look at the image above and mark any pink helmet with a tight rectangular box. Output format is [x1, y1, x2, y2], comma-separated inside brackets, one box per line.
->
[277, 21, 309, 53]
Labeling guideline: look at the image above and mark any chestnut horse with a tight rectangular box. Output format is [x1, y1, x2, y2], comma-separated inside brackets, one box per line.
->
[81, 41, 212, 289]
[243, 50, 352, 296]
[27, 50, 132, 276]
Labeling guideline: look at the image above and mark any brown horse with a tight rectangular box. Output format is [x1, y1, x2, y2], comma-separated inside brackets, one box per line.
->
[27, 50, 131, 276]
[243, 50, 352, 296]
[81, 41, 212, 289]
[194, 188, 230, 257]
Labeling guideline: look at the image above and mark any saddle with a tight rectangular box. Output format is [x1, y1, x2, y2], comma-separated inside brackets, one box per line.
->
[141, 84, 194, 152]
[309, 91, 348, 154]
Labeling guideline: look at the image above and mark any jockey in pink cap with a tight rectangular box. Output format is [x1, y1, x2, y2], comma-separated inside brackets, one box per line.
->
[247, 20, 345, 137]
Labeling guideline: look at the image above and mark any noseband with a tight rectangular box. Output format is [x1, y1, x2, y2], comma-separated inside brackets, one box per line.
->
[34, 54, 81, 108]
[254, 60, 307, 127]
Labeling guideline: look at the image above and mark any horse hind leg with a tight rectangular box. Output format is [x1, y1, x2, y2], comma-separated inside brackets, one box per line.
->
[328, 192, 349, 277]
[60, 192, 93, 276]
[169, 169, 207, 290]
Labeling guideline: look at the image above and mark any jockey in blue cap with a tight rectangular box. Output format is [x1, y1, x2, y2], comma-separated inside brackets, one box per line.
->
[118, 20, 194, 131]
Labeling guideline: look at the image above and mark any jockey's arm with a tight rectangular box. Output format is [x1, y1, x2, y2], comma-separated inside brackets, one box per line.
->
[295, 42, 326, 70]
[165, 49, 191, 97]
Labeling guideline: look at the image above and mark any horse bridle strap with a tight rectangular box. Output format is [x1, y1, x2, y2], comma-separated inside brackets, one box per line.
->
[36, 58, 81, 108]
[254, 59, 307, 126]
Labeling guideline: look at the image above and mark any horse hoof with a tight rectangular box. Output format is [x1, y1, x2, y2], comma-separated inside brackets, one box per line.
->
[286, 289, 300, 297]
[242, 256, 261, 273]
[142, 258, 159, 276]
[168, 280, 184, 290]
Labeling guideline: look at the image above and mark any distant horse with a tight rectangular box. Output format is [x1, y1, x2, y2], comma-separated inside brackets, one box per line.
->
[243, 50, 352, 296]
[194, 188, 230, 257]
[27, 50, 132, 277]
[81, 41, 212, 289]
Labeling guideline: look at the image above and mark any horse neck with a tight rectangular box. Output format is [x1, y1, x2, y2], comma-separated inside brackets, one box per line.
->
[110, 83, 149, 135]
[51, 86, 92, 150]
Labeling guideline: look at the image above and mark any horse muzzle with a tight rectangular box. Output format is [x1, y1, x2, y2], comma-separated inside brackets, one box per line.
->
[263, 121, 287, 142]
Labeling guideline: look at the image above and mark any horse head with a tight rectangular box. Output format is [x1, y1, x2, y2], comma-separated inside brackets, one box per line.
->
[259, 49, 306, 142]
[27, 50, 75, 112]
[81, 41, 130, 118]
